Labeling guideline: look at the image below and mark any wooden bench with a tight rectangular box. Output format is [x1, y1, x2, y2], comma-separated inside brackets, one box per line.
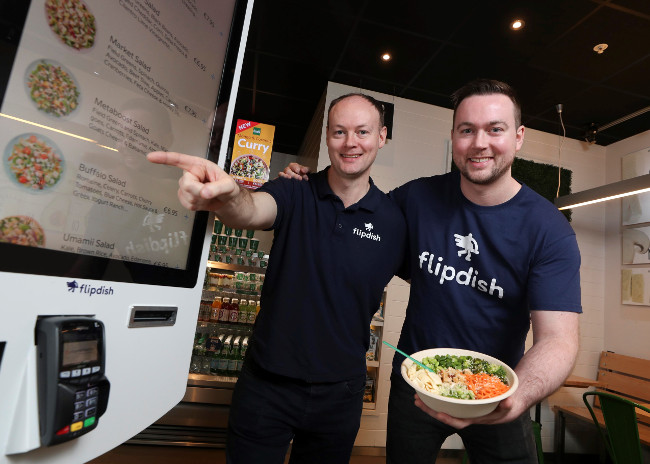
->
[553, 351, 650, 462]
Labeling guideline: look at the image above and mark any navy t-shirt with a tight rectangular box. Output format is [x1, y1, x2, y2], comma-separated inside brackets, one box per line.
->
[390, 171, 582, 373]
[251, 168, 407, 382]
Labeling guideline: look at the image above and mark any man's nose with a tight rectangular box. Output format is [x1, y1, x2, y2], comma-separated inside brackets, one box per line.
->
[344, 133, 357, 146]
[473, 130, 488, 148]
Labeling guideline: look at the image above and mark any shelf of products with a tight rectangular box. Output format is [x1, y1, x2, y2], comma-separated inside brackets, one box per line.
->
[191, 222, 269, 384]
[208, 221, 269, 269]
[363, 290, 387, 412]
[191, 266, 264, 382]
[144, 224, 269, 445]
[207, 261, 266, 274]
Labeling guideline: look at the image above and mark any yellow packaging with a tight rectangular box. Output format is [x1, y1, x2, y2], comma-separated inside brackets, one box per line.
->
[230, 119, 275, 189]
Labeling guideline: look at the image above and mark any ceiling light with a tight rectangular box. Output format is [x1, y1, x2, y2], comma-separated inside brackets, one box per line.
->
[381, 53, 392, 62]
[593, 43, 608, 54]
[555, 174, 650, 210]
[510, 19, 525, 30]
[584, 123, 599, 144]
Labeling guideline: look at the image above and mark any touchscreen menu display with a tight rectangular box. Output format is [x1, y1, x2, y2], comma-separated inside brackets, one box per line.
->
[0, 0, 238, 276]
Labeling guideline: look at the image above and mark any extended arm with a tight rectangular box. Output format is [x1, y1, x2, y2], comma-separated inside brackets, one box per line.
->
[414, 309, 579, 427]
[147, 151, 277, 230]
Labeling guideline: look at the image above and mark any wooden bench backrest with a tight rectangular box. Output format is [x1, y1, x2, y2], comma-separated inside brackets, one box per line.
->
[595, 351, 650, 427]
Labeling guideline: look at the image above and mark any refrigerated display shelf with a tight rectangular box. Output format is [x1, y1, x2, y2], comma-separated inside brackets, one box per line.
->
[188, 373, 237, 387]
[127, 425, 228, 447]
[207, 261, 266, 274]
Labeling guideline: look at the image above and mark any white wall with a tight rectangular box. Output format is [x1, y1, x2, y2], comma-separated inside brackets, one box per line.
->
[315, 82, 616, 453]
[604, 130, 650, 358]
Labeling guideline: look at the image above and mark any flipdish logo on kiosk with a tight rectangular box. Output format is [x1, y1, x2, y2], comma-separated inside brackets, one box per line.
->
[66, 280, 115, 296]
[230, 119, 275, 190]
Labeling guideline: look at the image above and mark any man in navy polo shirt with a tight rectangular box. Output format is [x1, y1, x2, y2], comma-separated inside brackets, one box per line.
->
[147, 93, 406, 463]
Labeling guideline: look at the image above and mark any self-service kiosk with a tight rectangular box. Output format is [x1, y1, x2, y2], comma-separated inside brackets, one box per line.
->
[0, 1, 253, 462]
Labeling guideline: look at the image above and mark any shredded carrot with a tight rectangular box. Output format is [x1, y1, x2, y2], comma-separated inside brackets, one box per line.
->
[464, 373, 509, 399]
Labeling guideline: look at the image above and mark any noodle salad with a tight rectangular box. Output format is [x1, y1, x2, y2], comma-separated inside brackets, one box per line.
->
[406, 354, 510, 400]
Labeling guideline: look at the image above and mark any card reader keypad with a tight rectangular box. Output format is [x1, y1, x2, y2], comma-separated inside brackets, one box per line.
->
[56, 375, 101, 437]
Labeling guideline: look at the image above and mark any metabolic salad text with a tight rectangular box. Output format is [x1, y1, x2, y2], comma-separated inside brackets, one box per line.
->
[406, 354, 510, 400]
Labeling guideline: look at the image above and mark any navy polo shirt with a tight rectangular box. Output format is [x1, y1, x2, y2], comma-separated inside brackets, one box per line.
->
[250, 168, 406, 382]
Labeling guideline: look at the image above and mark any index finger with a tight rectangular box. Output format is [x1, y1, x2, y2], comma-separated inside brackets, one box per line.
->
[147, 151, 204, 172]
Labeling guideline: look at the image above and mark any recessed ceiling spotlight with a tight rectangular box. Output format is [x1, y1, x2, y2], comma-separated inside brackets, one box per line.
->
[381, 53, 392, 62]
[510, 19, 525, 30]
[593, 43, 608, 54]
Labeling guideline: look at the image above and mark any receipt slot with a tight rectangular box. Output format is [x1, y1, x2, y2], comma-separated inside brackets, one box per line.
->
[35, 317, 110, 447]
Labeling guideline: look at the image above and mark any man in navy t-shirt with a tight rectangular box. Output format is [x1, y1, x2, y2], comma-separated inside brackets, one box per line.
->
[147, 93, 406, 464]
[384, 79, 581, 464]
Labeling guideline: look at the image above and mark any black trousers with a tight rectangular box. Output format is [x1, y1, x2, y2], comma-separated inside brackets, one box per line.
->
[227, 359, 366, 464]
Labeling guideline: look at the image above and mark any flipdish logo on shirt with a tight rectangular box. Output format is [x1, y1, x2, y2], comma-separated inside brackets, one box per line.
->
[353, 222, 381, 241]
[417, 232, 504, 299]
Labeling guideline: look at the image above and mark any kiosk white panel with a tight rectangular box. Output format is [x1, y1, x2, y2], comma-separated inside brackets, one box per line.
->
[0, 0, 253, 462]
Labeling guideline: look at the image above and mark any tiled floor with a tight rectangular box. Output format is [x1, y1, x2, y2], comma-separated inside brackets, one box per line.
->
[88, 444, 465, 463]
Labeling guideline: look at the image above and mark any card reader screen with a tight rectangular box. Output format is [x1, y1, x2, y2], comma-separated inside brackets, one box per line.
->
[62, 340, 98, 367]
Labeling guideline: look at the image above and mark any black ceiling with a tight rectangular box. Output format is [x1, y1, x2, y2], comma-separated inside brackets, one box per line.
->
[234, 0, 650, 155]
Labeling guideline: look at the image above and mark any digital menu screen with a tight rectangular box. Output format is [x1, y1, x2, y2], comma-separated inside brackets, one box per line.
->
[0, 0, 246, 286]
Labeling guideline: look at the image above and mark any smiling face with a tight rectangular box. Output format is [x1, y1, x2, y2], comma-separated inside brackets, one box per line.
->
[451, 94, 524, 187]
[326, 95, 387, 181]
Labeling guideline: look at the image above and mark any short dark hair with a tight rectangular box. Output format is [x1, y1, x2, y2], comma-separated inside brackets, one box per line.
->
[327, 93, 385, 128]
[451, 79, 522, 128]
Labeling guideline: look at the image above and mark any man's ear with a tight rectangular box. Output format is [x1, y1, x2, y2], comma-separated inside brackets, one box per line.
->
[515, 125, 525, 150]
[378, 126, 388, 148]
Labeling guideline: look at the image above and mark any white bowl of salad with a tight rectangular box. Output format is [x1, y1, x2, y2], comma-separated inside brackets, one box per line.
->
[401, 348, 518, 419]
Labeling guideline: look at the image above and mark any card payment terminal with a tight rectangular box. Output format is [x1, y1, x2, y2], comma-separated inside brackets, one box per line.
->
[35, 316, 110, 446]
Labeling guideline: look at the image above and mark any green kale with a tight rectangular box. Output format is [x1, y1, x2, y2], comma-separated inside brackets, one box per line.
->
[420, 354, 509, 384]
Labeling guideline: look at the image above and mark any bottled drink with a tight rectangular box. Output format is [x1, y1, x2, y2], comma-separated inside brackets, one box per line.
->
[193, 327, 209, 374]
[239, 336, 248, 373]
[229, 298, 240, 324]
[247, 299, 257, 325]
[199, 342, 210, 375]
[207, 327, 222, 375]
[219, 297, 231, 323]
[189, 336, 201, 373]
[238, 299, 249, 324]
[198, 298, 209, 322]
[213, 336, 225, 376]
[228, 335, 241, 376]
[218, 334, 232, 375]
[210, 296, 222, 323]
